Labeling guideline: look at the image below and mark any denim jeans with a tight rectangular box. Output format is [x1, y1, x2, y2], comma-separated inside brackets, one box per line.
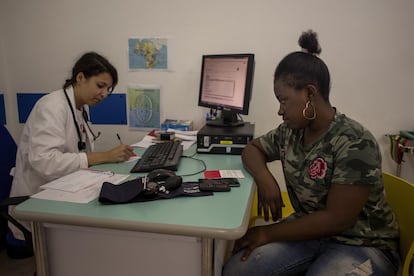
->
[222, 238, 400, 276]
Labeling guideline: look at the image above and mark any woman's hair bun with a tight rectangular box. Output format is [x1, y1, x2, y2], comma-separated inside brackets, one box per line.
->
[298, 30, 321, 55]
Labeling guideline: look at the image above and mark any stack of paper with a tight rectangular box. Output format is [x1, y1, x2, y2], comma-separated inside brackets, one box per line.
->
[166, 128, 198, 142]
[131, 129, 198, 150]
[32, 169, 129, 203]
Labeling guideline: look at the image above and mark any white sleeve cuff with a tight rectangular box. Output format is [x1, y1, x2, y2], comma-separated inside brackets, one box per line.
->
[79, 152, 89, 168]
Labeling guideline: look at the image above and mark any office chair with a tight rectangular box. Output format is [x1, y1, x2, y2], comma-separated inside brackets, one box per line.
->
[383, 172, 414, 276]
[0, 124, 33, 259]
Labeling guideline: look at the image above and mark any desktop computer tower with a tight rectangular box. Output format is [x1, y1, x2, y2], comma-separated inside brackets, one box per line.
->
[196, 122, 255, 155]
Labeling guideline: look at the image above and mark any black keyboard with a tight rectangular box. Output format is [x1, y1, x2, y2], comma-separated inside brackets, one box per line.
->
[130, 141, 183, 173]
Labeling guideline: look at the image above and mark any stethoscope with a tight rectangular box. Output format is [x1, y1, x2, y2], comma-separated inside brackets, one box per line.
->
[63, 88, 101, 151]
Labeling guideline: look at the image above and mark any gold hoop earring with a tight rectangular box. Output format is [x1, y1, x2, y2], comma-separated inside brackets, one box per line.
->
[302, 101, 316, 120]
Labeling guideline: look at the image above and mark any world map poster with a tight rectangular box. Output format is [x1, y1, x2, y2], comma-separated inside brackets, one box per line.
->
[128, 38, 168, 70]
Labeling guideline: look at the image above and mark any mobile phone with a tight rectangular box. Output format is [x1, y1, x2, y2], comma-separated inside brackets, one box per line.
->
[199, 179, 231, 192]
[199, 178, 240, 187]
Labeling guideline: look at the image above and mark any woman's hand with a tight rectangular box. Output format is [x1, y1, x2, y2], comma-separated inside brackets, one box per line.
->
[257, 180, 284, 222]
[232, 225, 271, 261]
[242, 139, 284, 221]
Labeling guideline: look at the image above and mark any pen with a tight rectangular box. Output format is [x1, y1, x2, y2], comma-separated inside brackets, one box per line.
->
[116, 133, 123, 145]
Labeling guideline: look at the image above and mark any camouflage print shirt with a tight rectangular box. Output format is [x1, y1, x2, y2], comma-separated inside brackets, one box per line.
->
[259, 111, 399, 250]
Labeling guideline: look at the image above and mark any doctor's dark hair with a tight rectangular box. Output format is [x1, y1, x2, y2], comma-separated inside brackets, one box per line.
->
[63, 52, 118, 93]
[274, 30, 331, 101]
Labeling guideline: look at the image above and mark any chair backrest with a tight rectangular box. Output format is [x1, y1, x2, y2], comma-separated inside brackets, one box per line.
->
[0, 124, 17, 202]
[383, 172, 414, 276]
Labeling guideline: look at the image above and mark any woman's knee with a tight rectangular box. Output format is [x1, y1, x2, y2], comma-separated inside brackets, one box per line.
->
[223, 241, 315, 276]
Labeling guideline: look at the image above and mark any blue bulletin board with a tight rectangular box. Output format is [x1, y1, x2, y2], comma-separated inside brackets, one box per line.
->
[16, 93, 127, 125]
[17, 93, 46, 123]
[89, 93, 127, 125]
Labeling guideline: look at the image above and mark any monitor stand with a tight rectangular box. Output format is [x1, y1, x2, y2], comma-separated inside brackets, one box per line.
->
[206, 110, 245, 127]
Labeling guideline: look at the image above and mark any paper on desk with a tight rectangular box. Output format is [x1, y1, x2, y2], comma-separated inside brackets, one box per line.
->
[181, 140, 195, 150]
[123, 155, 140, 163]
[130, 135, 195, 150]
[32, 173, 129, 203]
[204, 170, 245, 179]
[130, 135, 155, 148]
[40, 169, 115, 193]
[166, 128, 198, 137]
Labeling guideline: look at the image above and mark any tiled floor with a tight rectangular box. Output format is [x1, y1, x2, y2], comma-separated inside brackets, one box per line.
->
[0, 248, 36, 276]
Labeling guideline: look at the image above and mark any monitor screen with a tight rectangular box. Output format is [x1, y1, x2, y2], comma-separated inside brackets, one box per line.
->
[198, 53, 255, 127]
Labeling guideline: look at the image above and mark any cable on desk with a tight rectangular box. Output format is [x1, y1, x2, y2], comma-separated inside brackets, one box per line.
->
[178, 155, 207, 177]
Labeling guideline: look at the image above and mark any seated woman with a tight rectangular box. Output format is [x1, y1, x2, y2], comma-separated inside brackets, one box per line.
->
[223, 30, 400, 276]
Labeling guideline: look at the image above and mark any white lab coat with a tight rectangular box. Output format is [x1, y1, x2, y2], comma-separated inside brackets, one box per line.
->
[10, 87, 95, 239]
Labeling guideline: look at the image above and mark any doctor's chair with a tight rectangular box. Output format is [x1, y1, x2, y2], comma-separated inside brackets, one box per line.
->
[0, 124, 33, 259]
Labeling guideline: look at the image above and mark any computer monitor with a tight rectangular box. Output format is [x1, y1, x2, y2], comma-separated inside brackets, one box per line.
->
[198, 53, 255, 127]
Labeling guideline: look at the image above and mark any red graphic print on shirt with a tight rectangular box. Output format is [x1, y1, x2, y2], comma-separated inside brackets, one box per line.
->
[309, 157, 327, 180]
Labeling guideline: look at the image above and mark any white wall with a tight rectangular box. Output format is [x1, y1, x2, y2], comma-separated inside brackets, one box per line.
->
[1, 0, 414, 181]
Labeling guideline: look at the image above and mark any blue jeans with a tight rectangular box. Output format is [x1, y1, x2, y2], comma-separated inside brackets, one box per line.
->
[222, 238, 400, 276]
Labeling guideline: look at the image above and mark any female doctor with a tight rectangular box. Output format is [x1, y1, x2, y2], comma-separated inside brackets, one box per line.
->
[10, 52, 134, 240]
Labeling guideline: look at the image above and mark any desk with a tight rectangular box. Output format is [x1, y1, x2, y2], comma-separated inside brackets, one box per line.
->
[13, 147, 254, 276]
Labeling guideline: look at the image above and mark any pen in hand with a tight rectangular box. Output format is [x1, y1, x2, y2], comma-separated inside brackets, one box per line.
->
[116, 133, 136, 157]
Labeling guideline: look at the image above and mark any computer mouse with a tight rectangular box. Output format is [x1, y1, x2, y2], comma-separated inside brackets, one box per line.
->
[147, 169, 177, 182]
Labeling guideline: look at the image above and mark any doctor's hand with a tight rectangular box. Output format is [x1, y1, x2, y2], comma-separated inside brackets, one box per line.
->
[106, 144, 135, 163]
[87, 145, 135, 166]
